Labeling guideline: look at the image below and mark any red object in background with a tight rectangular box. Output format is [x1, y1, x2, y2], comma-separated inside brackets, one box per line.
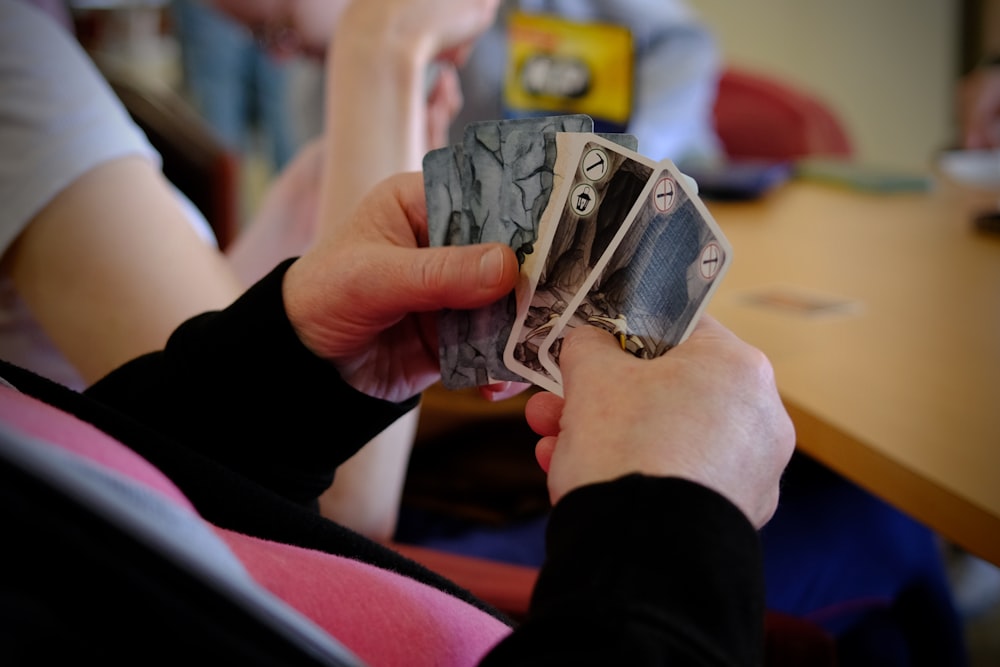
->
[713, 68, 853, 162]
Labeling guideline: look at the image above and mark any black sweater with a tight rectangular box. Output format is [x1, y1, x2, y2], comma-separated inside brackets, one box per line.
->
[0, 260, 764, 665]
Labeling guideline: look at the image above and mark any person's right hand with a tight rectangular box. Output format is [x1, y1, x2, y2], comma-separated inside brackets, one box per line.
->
[525, 317, 795, 528]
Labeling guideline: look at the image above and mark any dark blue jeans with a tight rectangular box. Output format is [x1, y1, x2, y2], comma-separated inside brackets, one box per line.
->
[396, 452, 968, 666]
[170, 0, 296, 171]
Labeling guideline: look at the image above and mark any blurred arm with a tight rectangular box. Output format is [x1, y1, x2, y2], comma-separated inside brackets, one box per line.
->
[312, 0, 499, 540]
[4, 156, 243, 384]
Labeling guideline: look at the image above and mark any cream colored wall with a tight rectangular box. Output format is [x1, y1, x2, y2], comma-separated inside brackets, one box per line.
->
[688, 0, 961, 170]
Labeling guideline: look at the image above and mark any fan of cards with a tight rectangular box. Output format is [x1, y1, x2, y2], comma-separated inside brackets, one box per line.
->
[423, 114, 732, 396]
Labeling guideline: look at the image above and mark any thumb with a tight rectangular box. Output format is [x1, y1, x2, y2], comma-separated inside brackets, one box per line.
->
[557, 325, 628, 386]
[391, 242, 519, 312]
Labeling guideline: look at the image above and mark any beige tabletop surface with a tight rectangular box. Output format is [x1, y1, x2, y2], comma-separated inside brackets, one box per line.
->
[705, 177, 1000, 566]
[417, 175, 1000, 566]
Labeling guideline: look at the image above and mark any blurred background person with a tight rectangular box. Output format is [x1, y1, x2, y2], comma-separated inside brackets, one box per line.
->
[451, 0, 724, 168]
[286, 0, 725, 169]
[170, 0, 297, 174]
[1, 0, 500, 544]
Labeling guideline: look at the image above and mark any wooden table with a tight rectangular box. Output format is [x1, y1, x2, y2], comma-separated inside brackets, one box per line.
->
[416, 176, 1000, 567]
[705, 179, 1000, 566]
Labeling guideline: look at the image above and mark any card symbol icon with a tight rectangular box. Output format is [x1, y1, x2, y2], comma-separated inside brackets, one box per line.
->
[582, 147, 610, 182]
[652, 176, 676, 212]
[571, 183, 598, 215]
[700, 242, 723, 279]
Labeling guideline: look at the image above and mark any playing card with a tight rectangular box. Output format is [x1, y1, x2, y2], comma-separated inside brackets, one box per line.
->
[500, 129, 638, 259]
[423, 113, 648, 390]
[503, 134, 657, 392]
[463, 114, 593, 246]
[422, 146, 461, 248]
[426, 142, 492, 389]
[436, 115, 595, 389]
[537, 161, 732, 386]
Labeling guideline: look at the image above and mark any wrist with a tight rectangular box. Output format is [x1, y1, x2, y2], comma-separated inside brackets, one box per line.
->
[334, 4, 435, 71]
[281, 252, 328, 363]
[329, 25, 428, 112]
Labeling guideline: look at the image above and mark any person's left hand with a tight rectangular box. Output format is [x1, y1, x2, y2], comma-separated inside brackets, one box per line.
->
[524, 317, 794, 528]
[282, 172, 519, 403]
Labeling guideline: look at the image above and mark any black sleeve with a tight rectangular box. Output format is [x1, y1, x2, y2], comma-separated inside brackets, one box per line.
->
[480, 475, 765, 666]
[84, 259, 418, 506]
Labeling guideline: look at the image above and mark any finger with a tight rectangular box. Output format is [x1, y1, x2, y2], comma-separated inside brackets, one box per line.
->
[478, 381, 512, 401]
[525, 391, 563, 437]
[351, 174, 519, 312]
[557, 325, 629, 387]
[329, 242, 517, 336]
[382, 171, 429, 244]
[534, 436, 556, 474]
[556, 316, 742, 389]
[479, 380, 531, 402]
[394, 243, 519, 311]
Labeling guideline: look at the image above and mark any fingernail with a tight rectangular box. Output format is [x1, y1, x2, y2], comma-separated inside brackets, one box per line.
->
[479, 247, 505, 289]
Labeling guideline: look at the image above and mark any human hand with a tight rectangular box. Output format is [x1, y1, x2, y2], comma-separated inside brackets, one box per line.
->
[525, 317, 795, 528]
[319, 0, 499, 234]
[960, 64, 1000, 149]
[210, 0, 350, 59]
[282, 172, 519, 403]
[213, 0, 498, 62]
[336, 0, 499, 67]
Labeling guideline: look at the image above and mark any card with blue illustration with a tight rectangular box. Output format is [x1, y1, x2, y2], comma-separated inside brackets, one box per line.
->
[422, 115, 729, 394]
[537, 162, 732, 387]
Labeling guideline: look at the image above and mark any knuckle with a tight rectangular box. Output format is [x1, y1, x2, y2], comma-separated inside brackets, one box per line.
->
[414, 254, 449, 294]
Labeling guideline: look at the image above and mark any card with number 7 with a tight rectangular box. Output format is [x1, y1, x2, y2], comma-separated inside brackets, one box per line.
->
[537, 161, 732, 386]
[503, 134, 657, 392]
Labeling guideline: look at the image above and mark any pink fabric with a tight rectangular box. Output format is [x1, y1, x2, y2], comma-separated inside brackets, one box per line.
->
[0, 384, 512, 666]
[216, 529, 511, 667]
[0, 385, 192, 508]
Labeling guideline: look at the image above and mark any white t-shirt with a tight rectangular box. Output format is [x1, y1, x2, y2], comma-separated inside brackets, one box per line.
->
[0, 0, 214, 389]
